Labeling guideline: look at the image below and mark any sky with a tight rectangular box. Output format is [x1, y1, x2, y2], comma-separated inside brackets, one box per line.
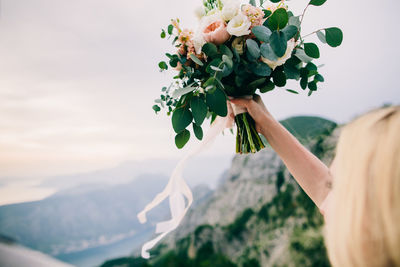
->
[0, 0, 399, 203]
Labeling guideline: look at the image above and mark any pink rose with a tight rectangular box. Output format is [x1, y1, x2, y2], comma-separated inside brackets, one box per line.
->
[202, 20, 230, 45]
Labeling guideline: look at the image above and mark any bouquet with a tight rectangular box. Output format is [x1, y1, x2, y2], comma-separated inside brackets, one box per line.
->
[153, 0, 342, 154]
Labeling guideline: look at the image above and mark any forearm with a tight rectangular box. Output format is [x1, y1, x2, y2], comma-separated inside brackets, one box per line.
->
[259, 114, 332, 207]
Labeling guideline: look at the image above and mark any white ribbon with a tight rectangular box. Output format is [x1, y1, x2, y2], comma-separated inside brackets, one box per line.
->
[137, 100, 241, 259]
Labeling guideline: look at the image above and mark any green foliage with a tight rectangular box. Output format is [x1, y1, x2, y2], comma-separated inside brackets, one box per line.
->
[270, 31, 287, 57]
[304, 43, 320, 59]
[309, 0, 327, 6]
[225, 208, 255, 239]
[100, 257, 151, 267]
[202, 43, 219, 58]
[282, 25, 299, 40]
[172, 107, 193, 133]
[252, 26, 272, 43]
[206, 88, 227, 117]
[246, 39, 261, 59]
[190, 54, 204, 66]
[260, 43, 278, 61]
[243, 258, 261, 267]
[267, 8, 289, 30]
[289, 226, 330, 267]
[325, 27, 343, 47]
[175, 129, 190, 149]
[190, 96, 208, 126]
[152, 105, 161, 114]
[158, 61, 168, 70]
[193, 123, 203, 140]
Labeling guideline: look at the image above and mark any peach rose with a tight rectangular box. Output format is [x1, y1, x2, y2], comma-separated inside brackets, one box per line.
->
[202, 20, 230, 45]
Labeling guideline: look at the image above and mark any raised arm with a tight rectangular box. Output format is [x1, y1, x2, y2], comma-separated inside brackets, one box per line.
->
[230, 95, 332, 208]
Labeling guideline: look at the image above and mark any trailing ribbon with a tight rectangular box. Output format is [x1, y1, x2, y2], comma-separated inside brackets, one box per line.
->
[137, 101, 238, 259]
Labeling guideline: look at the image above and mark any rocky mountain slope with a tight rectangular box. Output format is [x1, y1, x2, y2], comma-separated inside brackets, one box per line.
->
[102, 116, 339, 267]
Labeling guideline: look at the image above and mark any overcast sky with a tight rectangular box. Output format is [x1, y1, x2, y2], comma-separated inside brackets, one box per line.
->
[0, 0, 399, 185]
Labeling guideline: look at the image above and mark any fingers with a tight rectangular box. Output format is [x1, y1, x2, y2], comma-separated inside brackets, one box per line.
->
[230, 98, 253, 108]
[226, 100, 235, 119]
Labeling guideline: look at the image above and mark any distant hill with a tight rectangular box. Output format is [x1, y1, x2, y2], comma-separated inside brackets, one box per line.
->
[0, 174, 172, 256]
[101, 116, 339, 267]
[280, 116, 337, 144]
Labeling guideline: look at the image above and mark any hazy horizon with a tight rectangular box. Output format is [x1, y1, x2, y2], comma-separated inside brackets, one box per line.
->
[0, 0, 399, 204]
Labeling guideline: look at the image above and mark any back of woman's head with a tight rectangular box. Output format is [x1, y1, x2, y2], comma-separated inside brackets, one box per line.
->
[326, 105, 400, 267]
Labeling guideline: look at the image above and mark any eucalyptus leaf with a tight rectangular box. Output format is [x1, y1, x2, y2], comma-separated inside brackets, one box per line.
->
[252, 26, 272, 43]
[158, 61, 168, 70]
[304, 43, 320, 58]
[248, 78, 267, 92]
[250, 62, 272, 77]
[168, 24, 174, 35]
[309, 0, 327, 6]
[268, 8, 289, 30]
[175, 129, 190, 149]
[282, 25, 298, 40]
[273, 71, 287, 87]
[315, 74, 325, 82]
[202, 43, 219, 57]
[300, 76, 308, 89]
[220, 44, 233, 58]
[172, 86, 197, 98]
[190, 96, 208, 126]
[325, 27, 343, 47]
[206, 88, 227, 117]
[246, 39, 261, 59]
[288, 16, 301, 28]
[210, 66, 223, 72]
[190, 54, 204, 66]
[172, 107, 193, 133]
[295, 49, 313, 63]
[193, 123, 204, 140]
[316, 31, 327, 44]
[152, 105, 161, 114]
[308, 81, 318, 91]
[260, 43, 278, 61]
[270, 31, 287, 57]
[286, 89, 299, 94]
[222, 55, 233, 69]
[260, 80, 275, 93]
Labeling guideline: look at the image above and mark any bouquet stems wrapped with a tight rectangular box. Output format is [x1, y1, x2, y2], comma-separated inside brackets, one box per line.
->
[230, 96, 266, 154]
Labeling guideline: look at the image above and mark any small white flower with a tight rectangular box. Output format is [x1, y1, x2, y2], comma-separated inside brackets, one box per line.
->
[261, 39, 297, 70]
[227, 13, 251, 37]
[221, 0, 241, 21]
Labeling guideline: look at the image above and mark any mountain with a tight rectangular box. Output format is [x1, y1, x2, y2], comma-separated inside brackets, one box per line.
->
[101, 116, 339, 267]
[0, 173, 214, 267]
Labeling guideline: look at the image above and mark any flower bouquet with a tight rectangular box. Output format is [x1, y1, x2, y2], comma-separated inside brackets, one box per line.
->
[153, 0, 343, 154]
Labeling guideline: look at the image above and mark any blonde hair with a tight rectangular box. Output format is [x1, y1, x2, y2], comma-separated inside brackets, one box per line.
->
[326, 106, 400, 267]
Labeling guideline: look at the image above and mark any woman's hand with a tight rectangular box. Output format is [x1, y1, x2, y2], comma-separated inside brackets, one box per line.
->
[230, 94, 273, 133]
[231, 94, 332, 208]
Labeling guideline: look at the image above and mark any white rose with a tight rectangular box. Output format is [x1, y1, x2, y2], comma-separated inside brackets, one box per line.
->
[227, 13, 251, 37]
[193, 30, 206, 54]
[261, 39, 297, 70]
[221, 0, 241, 21]
[194, 7, 206, 20]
